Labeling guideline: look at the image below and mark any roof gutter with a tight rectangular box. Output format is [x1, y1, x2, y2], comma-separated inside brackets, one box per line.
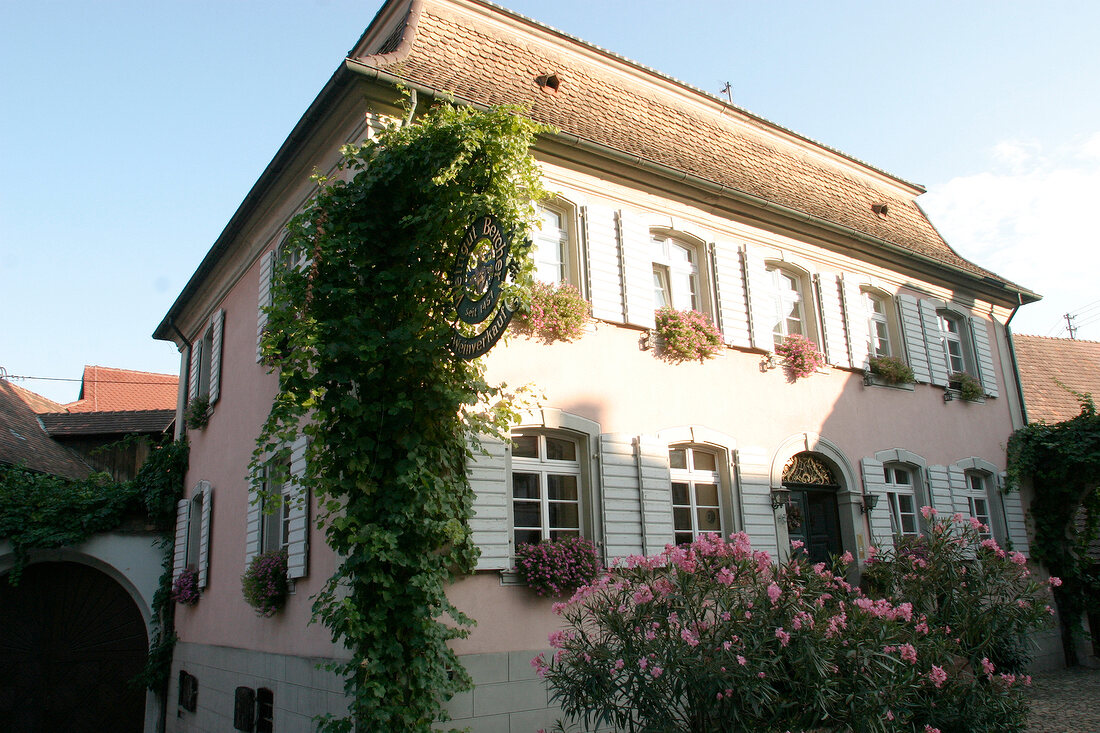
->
[344, 58, 1038, 307]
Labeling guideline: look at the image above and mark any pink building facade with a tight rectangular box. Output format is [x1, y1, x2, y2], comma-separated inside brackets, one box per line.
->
[153, 1, 1050, 730]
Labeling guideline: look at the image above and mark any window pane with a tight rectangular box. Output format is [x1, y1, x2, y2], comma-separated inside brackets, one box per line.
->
[671, 482, 690, 505]
[514, 529, 541, 545]
[673, 507, 692, 531]
[512, 501, 541, 529]
[669, 449, 687, 469]
[697, 507, 720, 532]
[550, 528, 580, 540]
[512, 435, 538, 458]
[653, 267, 670, 308]
[893, 468, 910, 485]
[692, 451, 717, 472]
[545, 436, 576, 461]
[549, 502, 579, 529]
[675, 531, 694, 545]
[512, 472, 540, 499]
[547, 474, 578, 501]
[901, 514, 917, 535]
[695, 483, 719, 507]
[898, 494, 914, 513]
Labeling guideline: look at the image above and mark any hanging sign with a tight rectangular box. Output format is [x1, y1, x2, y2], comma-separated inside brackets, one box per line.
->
[448, 215, 516, 359]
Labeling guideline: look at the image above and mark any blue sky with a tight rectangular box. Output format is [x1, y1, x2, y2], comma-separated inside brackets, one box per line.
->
[3, 0, 1098, 402]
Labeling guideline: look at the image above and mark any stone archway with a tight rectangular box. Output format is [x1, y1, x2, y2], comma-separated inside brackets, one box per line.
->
[0, 561, 148, 732]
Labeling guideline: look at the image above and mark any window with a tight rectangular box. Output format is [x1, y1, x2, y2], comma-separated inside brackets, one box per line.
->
[511, 432, 584, 546]
[864, 291, 897, 359]
[534, 206, 569, 284]
[197, 329, 213, 400]
[767, 265, 814, 348]
[261, 458, 292, 553]
[884, 464, 918, 537]
[651, 233, 702, 312]
[255, 687, 274, 733]
[965, 472, 993, 539]
[189, 310, 223, 405]
[938, 311, 970, 374]
[669, 446, 722, 544]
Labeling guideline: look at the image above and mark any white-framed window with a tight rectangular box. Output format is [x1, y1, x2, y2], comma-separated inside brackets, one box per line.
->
[884, 464, 918, 537]
[534, 206, 569, 284]
[189, 310, 224, 406]
[767, 264, 815, 348]
[965, 472, 993, 539]
[864, 290, 899, 359]
[511, 431, 584, 546]
[669, 445, 722, 544]
[651, 233, 702, 312]
[938, 310, 971, 375]
[261, 457, 293, 553]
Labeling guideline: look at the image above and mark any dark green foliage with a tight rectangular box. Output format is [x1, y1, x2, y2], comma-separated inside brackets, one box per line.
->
[868, 355, 915, 385]
[1007, 395, 1100, 662]
[255, 103, 546, 731]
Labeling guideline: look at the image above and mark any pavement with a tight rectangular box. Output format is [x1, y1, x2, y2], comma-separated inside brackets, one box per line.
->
[1027, 666, 1100, 732]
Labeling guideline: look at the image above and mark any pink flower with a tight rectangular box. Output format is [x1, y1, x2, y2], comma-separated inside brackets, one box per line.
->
[900, 643, 917, 664]
[681, 628, 700, 647]
[767, 583, 782, 604]
[775, 628, 791, 647]
[650, 665, 664, 678]
[920, 506, 937, 520]
[737, 655, 747, 666]
[1049, 576, 1063, 587]
[981, 657, 995, 677]
[927, 665, 947, 688]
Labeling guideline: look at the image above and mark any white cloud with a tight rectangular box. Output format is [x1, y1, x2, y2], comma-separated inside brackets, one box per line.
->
[920, 134, 1100, 340]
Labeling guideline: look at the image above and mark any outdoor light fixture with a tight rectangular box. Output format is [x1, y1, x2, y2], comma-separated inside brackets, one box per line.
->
[861, 493, 880, 514]
[770, 486, 791, 511]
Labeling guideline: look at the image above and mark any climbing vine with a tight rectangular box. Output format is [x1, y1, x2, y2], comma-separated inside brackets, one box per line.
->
[255, 103, 547, 731]
[1007, 393, 1100, 664]
[0, 437, 188, 692]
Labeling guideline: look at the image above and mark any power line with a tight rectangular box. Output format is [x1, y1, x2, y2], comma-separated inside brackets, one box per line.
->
[1, 374, 176, 386]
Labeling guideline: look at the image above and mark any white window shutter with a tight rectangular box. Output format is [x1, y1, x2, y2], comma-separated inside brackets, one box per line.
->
[636, 435, 672, 555]
[600, 433, 645, 560]
[919, 299, 949, 386]
[969, 317, 999, 397]
[816, 273, 850, 368]
[467, 437, 510, 570]
[256, 250, 275, 363]
[735, 447, 780, 560]
[897, 295, 930, 383]
[926, 465, 954, 514]
[245, 477, 263, 566]
[198, 481, 213, 589]
[208, 310, 225, 404]
[286, 436, 310, 579]
[583, 204, 625, 323]
[173, 498, 191, 582]
[841, 275, 871, 370]
[188, 342, 202, 404]
[1001, 483, 1030, 554]
[743, 246, 777, 351]
[860, 458, 894, 551]
[714, 240, 751, 348]
[619, 209, 656, 329]
[948, 466, 970, 517]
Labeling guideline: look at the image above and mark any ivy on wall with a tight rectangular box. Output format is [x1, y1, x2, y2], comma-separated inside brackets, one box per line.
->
[255, 102, 547, 731]
[0, 437, 189, 693]
[1007, 394, 1100, 664]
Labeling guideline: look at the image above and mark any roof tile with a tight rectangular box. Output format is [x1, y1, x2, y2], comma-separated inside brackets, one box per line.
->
[1013, 335, 1100, 424]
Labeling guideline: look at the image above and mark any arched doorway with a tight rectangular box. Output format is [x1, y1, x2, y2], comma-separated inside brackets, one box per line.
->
[782, 452, 844, 563]
[0, 561, 148, 732]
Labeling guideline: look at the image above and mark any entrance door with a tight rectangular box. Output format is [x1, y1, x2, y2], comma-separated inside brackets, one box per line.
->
[0, 561, 148, 732]
[787, 488, 843, 564]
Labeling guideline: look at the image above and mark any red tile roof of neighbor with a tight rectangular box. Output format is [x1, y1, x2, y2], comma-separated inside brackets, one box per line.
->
[8, 381, 66, 414]
[1013, 335, 1100, 424]
[62, 365, 178, 413]
[0, 380, 91, 479]
[40, 410, 176, 437]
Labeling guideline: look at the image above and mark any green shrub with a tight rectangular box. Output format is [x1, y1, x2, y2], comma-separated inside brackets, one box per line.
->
[950, 371, 984, 401]
[869, 355, 916, 385]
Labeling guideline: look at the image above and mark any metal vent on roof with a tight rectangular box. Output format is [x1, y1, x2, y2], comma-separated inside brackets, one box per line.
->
[871, 203, 889, 218]
[375, 16, 408, 55]
[535, 73, 561, 93]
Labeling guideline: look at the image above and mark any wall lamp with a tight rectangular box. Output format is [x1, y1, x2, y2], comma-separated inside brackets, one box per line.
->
[770, 486, 791, 511]
[861, 493, 881, 514]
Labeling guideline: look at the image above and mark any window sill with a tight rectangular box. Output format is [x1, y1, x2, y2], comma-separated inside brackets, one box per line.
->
[863, 373, 915, 391]
[499, 569, 523, 586]
[944, 388, 985, 404]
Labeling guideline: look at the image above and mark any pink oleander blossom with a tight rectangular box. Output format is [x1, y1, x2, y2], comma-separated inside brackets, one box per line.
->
[927, 665, 948, 688]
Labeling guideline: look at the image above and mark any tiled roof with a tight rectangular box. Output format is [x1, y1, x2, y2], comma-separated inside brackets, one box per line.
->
[40, 410, 176, 437]
[349, 0, 1031, 294]
[1013, 335, 1100, 424]
[62, 365, 178, 413]
[0, 380, 91, 479]
[8, 382, 66, 414]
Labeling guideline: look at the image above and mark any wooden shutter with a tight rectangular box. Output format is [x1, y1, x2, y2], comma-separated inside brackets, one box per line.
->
[244, 473, 262, 565]
[897, 295, 930, 383]
[173, 498, 191, 582]
[969, 316, 999, 397]
[714, 239, 751, 348]
[816, 273, 850, 368]
[619, 210, 655, 329]
[187, 341, 202, 404]
[600, 433, 645, 560]
[919, 300, 950, 386]
[636, 435, 672, 555]
[735, 446, 779, 559]
[208, 310, 225, 404]
[256, 250, 275, 363]
[286, 436, 310, 579]
[860, 458, 894, 551]
[926, 465, 954, 514]
[1001, 479, 1030, 554]
[197, 481, 213, 589]
[467, 437, 510, 570]
[742, 246, 776, 351]
[584, 204, 626, 323]
[842, 275, 871, 370]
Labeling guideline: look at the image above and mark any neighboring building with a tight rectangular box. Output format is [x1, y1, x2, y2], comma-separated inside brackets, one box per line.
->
[152, 1, 1052, 730]
[1013, 334, 1100, 423]
[0, 368, 177, 732]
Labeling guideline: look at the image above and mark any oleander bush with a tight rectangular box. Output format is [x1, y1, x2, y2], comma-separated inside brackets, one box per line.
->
[538, 514, 1056, 733]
